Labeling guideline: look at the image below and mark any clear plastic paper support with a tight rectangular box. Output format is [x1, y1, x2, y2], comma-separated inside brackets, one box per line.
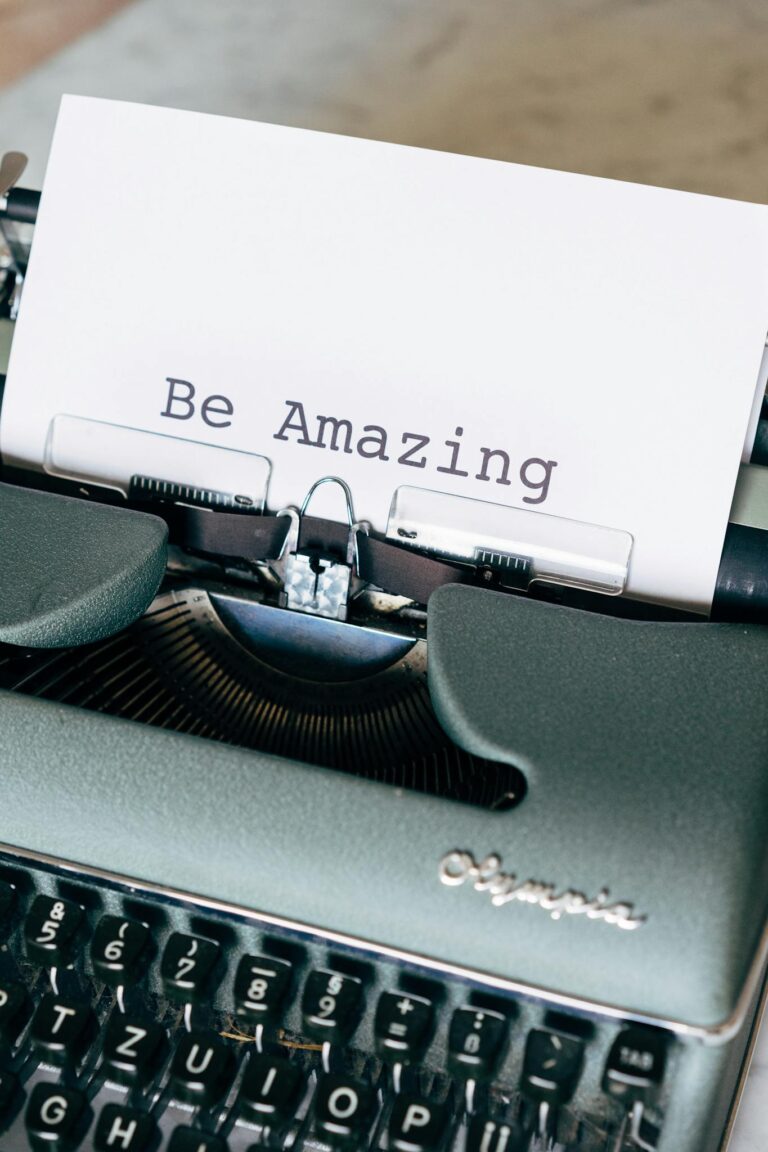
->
[386, 486, 633, 596]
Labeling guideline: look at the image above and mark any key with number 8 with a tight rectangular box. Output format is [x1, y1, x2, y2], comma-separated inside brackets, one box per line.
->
[234, 955, 293, 1025]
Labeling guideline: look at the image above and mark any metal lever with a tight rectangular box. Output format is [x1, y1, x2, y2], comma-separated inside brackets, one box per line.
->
[0, 151, 27, 205]
[0, 152, 31, 319]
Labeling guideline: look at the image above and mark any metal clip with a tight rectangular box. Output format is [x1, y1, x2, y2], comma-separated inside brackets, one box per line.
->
[0, 152, 30, 321]
[275, 477, 368, 621]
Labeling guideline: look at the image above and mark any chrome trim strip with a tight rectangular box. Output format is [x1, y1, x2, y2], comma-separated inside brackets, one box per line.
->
[1, 839, 763, 1045]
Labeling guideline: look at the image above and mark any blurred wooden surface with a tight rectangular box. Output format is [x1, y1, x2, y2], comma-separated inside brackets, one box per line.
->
[0, 0, 133, 87]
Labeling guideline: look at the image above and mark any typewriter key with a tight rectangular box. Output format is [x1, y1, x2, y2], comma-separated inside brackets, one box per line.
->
[313, 1074, 375, 1146]
[91, 915, 151, 987]
[161, 933, 221, 1002]
[0, 881, 15, 931]
[520, 1029, 584, 1104]
[233, 954, 292, 1024]
[30, 993, 95, 1066]
[168, 1129, 229, 1152]
[301, 969, 364, 1043]
[170, 1031, 236, 1107]
[602, 1025, 667, 1102]
[238, 1052, 304, 1127]
[465, 1115, 527, 1152]
[102, 1013, 167, 1086]
[387, 1094, 451, 1152]
[25, 1082, 89, 1150]
[374, 991, 435, 1063]
[93, 1103, 157, 1152]
[24, 895, 83, 968]
[0, 979, 31, 1046]
[447, 1007, 509, 1080]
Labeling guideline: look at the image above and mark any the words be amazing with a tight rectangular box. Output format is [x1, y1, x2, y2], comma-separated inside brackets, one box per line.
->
[161, 379, 559, 505]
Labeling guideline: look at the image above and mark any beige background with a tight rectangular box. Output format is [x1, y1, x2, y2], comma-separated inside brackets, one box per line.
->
[0, 0, 768, 201]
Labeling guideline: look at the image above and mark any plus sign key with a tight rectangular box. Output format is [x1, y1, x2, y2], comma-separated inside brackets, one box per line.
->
[374, 992, 435, 1063]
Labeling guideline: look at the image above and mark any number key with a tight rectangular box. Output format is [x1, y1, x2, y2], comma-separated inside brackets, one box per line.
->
[91, 916, 151, 987]
[234, 955, 292, 1024]
[161, 933, 220, 1002]
[301, 970, 363, 1043]
[24, 895, 83, 967]
[447, 1007, 509, 1079]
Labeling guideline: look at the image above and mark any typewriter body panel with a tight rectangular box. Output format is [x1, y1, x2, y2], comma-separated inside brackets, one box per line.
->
[0, 532, 766, 1150]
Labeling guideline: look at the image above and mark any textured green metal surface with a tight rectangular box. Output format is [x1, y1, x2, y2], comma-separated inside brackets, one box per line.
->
[0, 584, 767, 1033]
[0, 483, 167, 646]
[427, 586, 768, 1031]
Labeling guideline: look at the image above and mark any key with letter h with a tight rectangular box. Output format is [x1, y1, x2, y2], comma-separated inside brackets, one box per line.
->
[93, 1104, 157, 1152]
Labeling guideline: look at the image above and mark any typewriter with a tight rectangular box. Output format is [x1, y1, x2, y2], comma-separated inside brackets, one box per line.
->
[1, 147, 768, 1152]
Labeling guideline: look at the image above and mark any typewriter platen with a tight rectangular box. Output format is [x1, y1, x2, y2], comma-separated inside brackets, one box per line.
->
[2, 154, 768, 1152]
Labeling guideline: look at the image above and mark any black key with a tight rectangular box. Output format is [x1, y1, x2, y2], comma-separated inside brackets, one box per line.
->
[239, 1053, 303, 1127]
[465, 1115, 526, 1152]
[447, 1007, 509, 1079]
[25, 895, 83, 967]
[301, 970, 363, 1042]
[374, 992, 434, 1063]
[520, 1029, 583, 1104]
[102, 1013, 167, 1086]
[161, 934, 220, 1002]
[0, 1068, 19, 1118]
[91, 916, 151, 987]
[0, 980, 31, 1045]
[0, 882, 16, 932]
[168, 1129, 229, 1152]
[93, 1104, 157, 1151]
[314, 1074, 375, 1147]
[602, 1026, 668, 1103]
[233, 955, 292, 1024]
[170, 1031, 235, 1107]
[30, 993, 95, 1066]
[25, 1082, 88, 1150]
[387, 1094, 450, 1152]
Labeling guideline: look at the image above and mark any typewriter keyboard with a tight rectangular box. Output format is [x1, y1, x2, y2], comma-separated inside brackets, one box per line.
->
[0, 850, 674, 1152]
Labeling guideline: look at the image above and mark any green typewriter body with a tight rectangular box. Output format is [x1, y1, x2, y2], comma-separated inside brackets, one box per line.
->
[0, 418, 768, 1152]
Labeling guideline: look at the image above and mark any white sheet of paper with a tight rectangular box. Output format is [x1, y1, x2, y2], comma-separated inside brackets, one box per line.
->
[3, 95, 768, 611]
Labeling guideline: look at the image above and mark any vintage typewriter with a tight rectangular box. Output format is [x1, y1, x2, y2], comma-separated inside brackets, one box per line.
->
[1, 147, 768, 1152]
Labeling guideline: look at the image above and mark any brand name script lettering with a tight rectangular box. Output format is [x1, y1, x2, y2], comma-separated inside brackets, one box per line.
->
[439, 850, 645, 931]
